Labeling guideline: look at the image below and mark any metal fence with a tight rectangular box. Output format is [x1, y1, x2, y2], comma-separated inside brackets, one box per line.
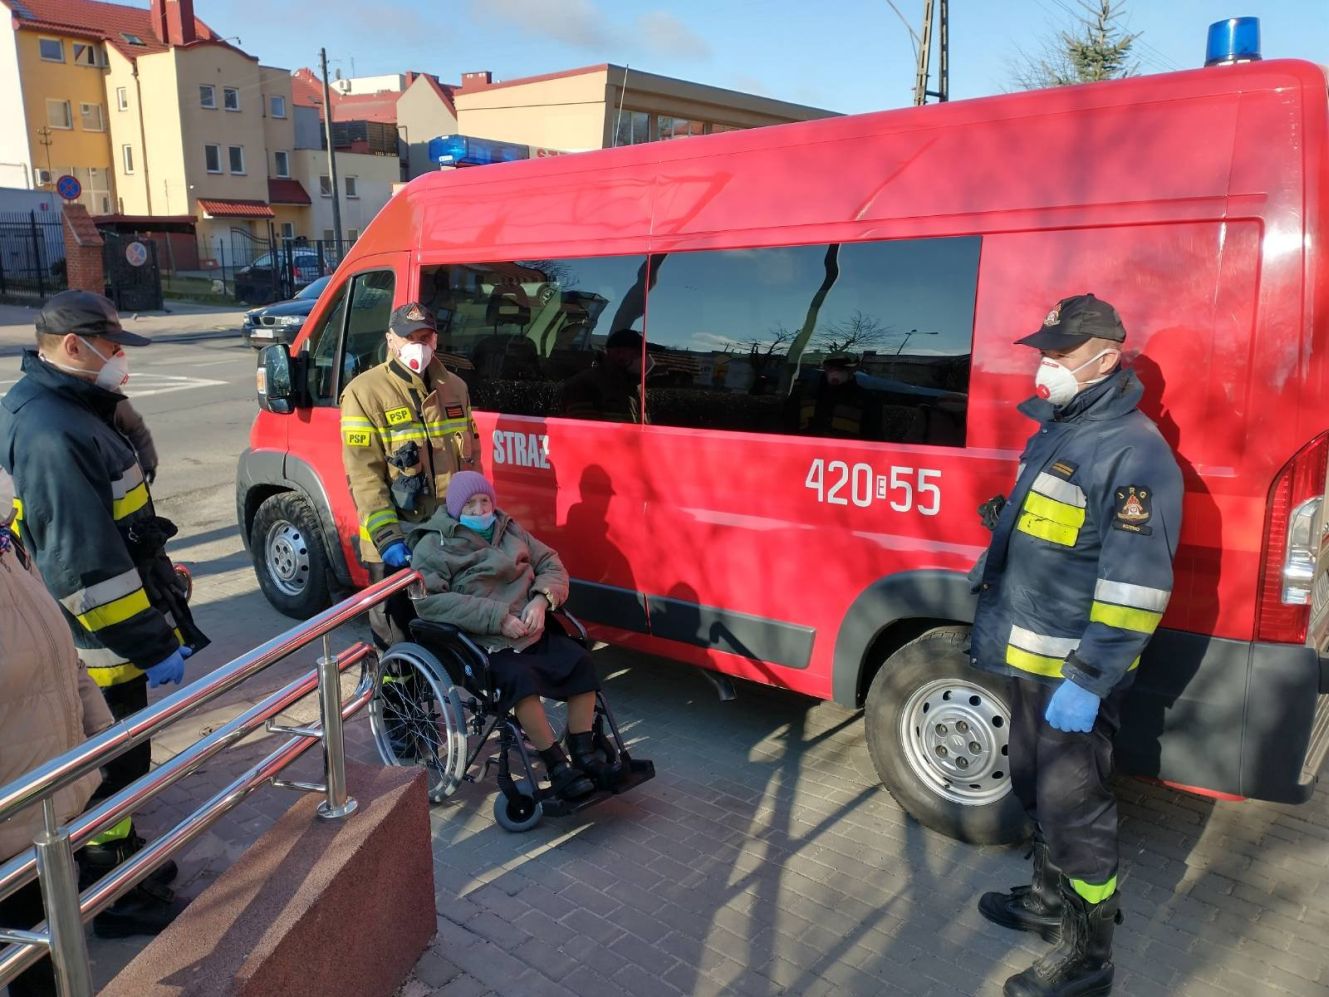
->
[0, 570, 423, 996]
[162, 231, 345, 306]
[0, 211, 67, 299]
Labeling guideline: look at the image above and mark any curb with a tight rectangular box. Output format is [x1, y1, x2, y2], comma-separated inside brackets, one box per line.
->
[0, 329, 238, 358]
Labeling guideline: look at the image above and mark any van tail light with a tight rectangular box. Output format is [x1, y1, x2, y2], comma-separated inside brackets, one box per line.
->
[1255, 433, 1328, 644]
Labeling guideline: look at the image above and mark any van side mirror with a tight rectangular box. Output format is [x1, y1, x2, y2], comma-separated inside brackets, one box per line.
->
[257, 344, 296, 414]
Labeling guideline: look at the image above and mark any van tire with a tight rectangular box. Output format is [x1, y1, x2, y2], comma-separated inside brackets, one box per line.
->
[250, 492, 333, 619]
[865, 626, 1031, 845]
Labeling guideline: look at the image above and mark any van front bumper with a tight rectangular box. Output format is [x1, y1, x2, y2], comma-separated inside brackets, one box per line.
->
[1118, 628, 1327, 804]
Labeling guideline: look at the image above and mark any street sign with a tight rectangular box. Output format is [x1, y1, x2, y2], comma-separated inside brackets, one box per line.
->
[55, 174, 82, 201]
[124, 241, 149, 267]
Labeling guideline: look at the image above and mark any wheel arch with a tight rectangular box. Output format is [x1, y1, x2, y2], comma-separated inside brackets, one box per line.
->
[831, 569, 978, 709]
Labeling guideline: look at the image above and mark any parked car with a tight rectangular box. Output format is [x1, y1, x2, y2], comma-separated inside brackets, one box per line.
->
[242, 276, 331, 348]
[234, 249, 327, 305]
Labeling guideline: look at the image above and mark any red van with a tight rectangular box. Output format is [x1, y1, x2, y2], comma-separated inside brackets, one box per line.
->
[239, 58, 1329, 844]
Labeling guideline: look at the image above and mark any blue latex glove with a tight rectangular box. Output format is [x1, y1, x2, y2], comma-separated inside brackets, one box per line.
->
[144, 646, 191, 689]
[1045, 679, 1101, 733]
[382, 540, 411, 569]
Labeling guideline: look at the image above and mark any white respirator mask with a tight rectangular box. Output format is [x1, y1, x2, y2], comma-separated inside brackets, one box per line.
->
[1034, 349, 1115, 407]
[398, 342, 434, 374]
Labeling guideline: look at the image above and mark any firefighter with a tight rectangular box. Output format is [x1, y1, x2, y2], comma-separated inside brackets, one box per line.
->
[340, 301, 481, 647]
[969, 294, 1183, 996]
[795, 352, 868, 438]
[0, 290, 207, 936]
[557, 328, 645, 423]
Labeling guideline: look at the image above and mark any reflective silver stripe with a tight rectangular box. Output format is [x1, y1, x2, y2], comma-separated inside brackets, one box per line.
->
[1094, 579, 1171, 613]
[1008, 625, 1080, 657]
[1032, 472, 1086, 508]
[110, 463, 145, 500]
[75, 644, 130, 668]
[60, 568, 142, 616]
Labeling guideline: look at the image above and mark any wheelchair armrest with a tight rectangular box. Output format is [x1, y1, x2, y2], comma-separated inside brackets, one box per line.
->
[551, 608, 588, 645]
[408, 618, 463, 642]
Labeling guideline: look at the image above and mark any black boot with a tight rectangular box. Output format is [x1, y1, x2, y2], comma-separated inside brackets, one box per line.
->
[1003, 880, 1120, 997]
[91, 878, 183, 940]
[81, 833, 178, 891]
[979, 833, 1063, 942]
[565, 730, 614, 789]
[537, 744, 594, 801]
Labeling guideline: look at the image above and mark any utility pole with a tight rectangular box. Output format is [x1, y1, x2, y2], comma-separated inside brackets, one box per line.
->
[913, 0, 949, 106]
[36, 126, 54, 183]
[320, 47, 344, 258]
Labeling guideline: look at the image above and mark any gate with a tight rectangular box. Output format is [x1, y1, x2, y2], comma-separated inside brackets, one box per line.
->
[0, 211, 67, 300]
[102, 231, 162, 312]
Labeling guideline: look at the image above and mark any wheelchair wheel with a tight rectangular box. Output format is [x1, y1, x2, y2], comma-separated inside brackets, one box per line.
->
[370, 642, 470, 803]
[493, 784, 543, 833]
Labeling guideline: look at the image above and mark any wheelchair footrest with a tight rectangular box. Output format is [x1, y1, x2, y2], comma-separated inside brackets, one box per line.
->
[534, 757, 655, 819]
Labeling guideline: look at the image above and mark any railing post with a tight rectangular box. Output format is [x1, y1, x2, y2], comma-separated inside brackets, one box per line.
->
[32, 800, 92, 997]
[315, 635, 357, 820]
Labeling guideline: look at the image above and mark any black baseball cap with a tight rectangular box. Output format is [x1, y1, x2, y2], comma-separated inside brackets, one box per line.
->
[822, 352, 860, 369]
[388, 301, 437, 337]
[605, 328, 643, 351]
[35, 290, 150, 346]
[1016, 293, 1126, 350]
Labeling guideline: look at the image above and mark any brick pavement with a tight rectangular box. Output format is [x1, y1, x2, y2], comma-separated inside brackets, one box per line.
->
[80, 486, 1329, 996]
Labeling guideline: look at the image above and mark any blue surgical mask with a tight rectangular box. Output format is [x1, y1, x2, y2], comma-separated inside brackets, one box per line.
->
[460, 512, 496, 532]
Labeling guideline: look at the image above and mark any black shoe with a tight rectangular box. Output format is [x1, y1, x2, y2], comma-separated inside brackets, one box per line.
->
[538, 744, 595, 801]
[92, 879, 184, 940]
[565, 730, 615, 789]
[128, 831, 179, 887]
[979, 835, 1062, 942]
[1003, 880, 1120, 997]
[82, 835, 178, 890]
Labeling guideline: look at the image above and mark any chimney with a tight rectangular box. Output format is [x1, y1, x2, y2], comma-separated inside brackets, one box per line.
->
[163, 0, 197, 46]
[149, 0, 168, 43]
[460, 71, 493, 91]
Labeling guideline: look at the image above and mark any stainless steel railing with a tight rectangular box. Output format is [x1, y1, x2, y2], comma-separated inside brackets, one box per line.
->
[0, 569, 424, 996]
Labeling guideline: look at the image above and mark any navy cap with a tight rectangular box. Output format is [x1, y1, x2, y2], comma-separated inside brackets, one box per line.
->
[1017, 293, 1126, 350]
[388, 302, 437, 337]
[35, 290, 150, 346]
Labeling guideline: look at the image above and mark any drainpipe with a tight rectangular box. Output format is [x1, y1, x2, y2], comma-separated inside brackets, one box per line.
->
[132, 61, 154, 213]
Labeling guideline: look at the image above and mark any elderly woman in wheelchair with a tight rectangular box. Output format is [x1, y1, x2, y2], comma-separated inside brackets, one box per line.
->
[368, 471, 652, 831]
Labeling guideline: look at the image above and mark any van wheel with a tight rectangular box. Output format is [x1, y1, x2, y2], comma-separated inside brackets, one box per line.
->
[865, 626, 1031, 845]
[250, 492, 332, 619]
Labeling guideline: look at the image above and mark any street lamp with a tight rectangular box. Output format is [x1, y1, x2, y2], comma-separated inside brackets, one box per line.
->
[896, 328, 939, 355]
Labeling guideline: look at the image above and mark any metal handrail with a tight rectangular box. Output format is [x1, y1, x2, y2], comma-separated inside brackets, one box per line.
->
[0, 569, 424, 996]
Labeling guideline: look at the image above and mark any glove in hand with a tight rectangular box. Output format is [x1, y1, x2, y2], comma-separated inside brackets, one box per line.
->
[382, 540, 411, 569]
[1045, 679, 1101, 733]
[144, 646, 191, 689]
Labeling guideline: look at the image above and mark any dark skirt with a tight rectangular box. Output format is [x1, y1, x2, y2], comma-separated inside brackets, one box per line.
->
[487, 631, 600, 709]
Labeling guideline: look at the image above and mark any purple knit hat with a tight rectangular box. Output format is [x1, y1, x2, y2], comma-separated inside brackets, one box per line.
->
[446, 471, 497, 518]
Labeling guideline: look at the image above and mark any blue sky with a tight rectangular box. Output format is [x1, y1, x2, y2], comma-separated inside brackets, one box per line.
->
[196, 0, 1329, 114]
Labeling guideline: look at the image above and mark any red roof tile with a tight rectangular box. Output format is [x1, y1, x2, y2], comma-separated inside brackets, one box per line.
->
[267, 178, 311, 205]
[2, 0, 241, 61]
[196, 198, 273, 219]
[291, 68, 325, 109]
[331, 92, 398, 124]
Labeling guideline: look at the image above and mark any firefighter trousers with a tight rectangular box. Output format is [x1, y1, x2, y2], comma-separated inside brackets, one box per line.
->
[91, 676, 151, 801]
[1007, 676, 1129, 891]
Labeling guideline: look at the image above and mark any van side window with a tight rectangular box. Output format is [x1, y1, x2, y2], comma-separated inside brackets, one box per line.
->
[418, 257, 647, 419]
[641, 237, 980, 446]
[302, 270, 396, 406]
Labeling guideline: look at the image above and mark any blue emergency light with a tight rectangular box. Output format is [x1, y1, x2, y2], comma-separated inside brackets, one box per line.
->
[428, 134, 530, 167]
[1205, 17, 1261, 66]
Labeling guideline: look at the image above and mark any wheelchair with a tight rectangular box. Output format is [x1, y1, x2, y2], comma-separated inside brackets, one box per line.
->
[366, 607, 654, 832]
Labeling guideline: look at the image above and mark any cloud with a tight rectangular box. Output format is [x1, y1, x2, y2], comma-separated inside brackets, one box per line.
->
[634, 11, 711, 61]
[471, 0, 615, 50]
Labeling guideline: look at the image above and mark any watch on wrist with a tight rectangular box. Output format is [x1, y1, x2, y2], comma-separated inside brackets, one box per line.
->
[538, 588, 557, 611]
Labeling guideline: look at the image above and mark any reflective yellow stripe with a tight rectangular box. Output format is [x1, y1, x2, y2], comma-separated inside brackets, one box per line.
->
[1023, 490, 1086, 529]
[12, 497, 24, 524]
[112, 482, 149, 520]
[87, 816, 133, 846]
[61, 568, 142, 617]
[76, 588, 150, 631]
[1005, 644, 1066, 677]
[424, 418, 471, 434]
[385, 429, 427, 447]
[1016, 511, 1079, 547]
[1090, 601, 1163, 635]
[87, 662, 146, 687]
[364, 509, 397, 534]
[1070, 875, 1117, 903]
[1094, 579, 1170, 613]
[340, 416, 375, 429]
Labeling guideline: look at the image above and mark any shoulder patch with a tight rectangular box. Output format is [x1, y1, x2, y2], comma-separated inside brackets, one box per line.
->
[1047, 460, 1079, 481]
[1113, 484, 1153, 535]
[385, 406, 413, 426]
[344, 429, 372, 448]
[444, 404, 465, 420]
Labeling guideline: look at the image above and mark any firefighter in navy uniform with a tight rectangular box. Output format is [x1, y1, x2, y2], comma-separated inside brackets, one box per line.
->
[969, 294, 1183, 997]
[0, 290, 208, 938]
[340, 301, 481, 648]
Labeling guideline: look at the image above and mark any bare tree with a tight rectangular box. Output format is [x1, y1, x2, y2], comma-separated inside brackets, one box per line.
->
[1011, 0, 1139, 90]
[816, 310, 891, 354]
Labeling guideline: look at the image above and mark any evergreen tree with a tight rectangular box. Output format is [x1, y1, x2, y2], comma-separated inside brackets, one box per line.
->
[1013, 0, 1140, 90]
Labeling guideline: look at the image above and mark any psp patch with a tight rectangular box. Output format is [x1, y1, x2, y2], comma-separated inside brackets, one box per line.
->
[385, 407, 414, 426]
[344, 429, 372, 448]
[1113, 484, 1153, 535]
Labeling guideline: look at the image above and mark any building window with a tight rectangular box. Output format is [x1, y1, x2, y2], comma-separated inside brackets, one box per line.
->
[204, 144, 222, 173]
[228, 146, 245, 173]
[280, 222, 295, 239]
[640, 237, 981, 445]
[199, 84, 216, 109]
[116, 87, 128, 111]
[344, 176, 358, 198]
[121, 33, 145, 46]
[122, 145, 135, 174]
[46, 99, 73, 130]
[274, 151, 290, 178]
[319, 176, 332, 197]
[72, 43, 100, 67]
[346, 229, 358, 242]
[38, 38, 64, 62]
[322, 229, 335, 241]
[657, 116, 705, 141]
[270, 96, 287, 118]
[223, 87, 239, 111]
[613, 109, 650, 147]
[79, 103, 104, 132]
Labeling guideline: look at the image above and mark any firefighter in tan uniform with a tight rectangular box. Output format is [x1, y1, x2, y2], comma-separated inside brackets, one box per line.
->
[341, 302, 480, 646]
